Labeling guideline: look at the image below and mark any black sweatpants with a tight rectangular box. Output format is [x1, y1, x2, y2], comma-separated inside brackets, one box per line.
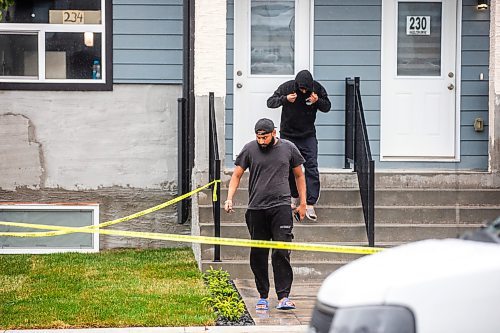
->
[245, 205, 294, 300]
[281, 135, 320, 205]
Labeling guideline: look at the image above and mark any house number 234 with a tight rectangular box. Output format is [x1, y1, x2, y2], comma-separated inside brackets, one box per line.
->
[63, 10, 84, 24]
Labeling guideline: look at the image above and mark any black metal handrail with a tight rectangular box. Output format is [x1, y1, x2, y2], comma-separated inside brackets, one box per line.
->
[177, 97, 191, 224]
[345, 77, 375, 247]
[208, 92, 221, 262]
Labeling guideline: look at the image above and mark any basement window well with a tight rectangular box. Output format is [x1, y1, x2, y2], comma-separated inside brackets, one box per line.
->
[0, 203, 99, 254]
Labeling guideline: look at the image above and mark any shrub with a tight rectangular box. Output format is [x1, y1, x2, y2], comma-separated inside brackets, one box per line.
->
[202, 267, 246, 321]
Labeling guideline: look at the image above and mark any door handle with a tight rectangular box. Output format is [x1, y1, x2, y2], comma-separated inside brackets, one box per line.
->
[236, 83, 243, 88]
[447, 83, 454, 90]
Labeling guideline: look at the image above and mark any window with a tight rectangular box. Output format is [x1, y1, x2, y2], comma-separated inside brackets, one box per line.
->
[0, 0, 111, 90]
[397, 2, 442, 76]
[0, 203, 100, 254]
[250, 0, 295, 75]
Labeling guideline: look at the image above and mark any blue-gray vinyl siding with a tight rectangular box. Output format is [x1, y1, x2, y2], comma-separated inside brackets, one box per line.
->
[113, 0, 183, 83]
[226, 0, 490, 170]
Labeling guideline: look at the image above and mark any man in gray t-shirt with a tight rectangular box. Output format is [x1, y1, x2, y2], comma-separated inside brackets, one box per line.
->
[224, 118, 306, 311]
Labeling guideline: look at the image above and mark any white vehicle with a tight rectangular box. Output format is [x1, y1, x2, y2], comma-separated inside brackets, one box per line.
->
[309, 230, 500, 333]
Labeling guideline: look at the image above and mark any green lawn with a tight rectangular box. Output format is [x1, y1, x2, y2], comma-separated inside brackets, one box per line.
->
[0, 248, 216, 329]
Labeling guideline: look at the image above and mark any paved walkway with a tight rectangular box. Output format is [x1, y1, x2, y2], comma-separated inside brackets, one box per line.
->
[234, 279, 322, 326]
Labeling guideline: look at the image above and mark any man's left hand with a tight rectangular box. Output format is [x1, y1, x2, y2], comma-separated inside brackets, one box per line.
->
[308, 92, 319, 104]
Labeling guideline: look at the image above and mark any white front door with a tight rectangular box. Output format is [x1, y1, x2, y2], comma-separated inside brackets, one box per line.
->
[233, 0, 311, 159]
[381, 0, 458, 160]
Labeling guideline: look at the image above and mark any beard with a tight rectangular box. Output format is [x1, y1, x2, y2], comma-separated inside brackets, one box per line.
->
[258, 136, 275, 152]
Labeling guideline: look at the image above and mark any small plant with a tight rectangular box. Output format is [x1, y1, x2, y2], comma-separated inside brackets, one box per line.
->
[202, 267, 246, 322]
[0, 0, 14, 21]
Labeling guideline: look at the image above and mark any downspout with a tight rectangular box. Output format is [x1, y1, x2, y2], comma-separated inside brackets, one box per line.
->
[178, 0, 195, 224]
[187, 0, 195, 178]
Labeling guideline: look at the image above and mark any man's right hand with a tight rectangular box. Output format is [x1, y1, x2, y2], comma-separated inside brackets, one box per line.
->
[287, 92, 297, 103]
[295, 203, 306, 221]
[224, 199, 234, 213]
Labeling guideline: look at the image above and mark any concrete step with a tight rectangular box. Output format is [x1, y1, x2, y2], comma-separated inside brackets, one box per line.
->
[218, 171, 499, 191]
[373, 188, 500, 206]
[200, 222, 481, 243]
[201, 258, 349, 281]
[200, 242, 376, 261]
[199, 205, 500, 224]
[199, 188, 500, 206]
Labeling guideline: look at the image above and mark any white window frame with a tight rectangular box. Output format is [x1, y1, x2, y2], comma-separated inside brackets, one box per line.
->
[0, 203, 100, 254]
[0, 0, 106, 84]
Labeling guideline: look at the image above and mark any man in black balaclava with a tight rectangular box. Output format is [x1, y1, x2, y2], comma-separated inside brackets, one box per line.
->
[267, 70, 331, 221]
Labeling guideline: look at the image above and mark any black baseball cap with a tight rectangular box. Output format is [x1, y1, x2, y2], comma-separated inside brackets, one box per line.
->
[254, 118, 275, 134]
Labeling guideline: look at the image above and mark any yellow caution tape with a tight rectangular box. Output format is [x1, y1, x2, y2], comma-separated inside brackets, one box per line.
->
[0, 178, 383, 254]
[0, 220, 383, 254]
[212, 180, 219, 202]
[0, 180, 221, 238]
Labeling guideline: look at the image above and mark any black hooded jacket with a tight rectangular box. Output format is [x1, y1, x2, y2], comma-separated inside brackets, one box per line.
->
[267, 70, 331, 138]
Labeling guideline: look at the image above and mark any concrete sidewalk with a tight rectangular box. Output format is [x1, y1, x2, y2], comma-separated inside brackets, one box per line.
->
[2, 327, 308, 333]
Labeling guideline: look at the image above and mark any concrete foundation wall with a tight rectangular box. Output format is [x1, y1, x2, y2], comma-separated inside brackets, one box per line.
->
[0, 187, 190, 249]
[0, 85, 180, 190]
[0, 84, 186, 249]
[192, 0, 227, 266]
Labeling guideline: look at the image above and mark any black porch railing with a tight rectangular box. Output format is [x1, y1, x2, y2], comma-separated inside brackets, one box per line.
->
[345, 77, 375, 247]
[177, 97, 191, 224]
[208, 92, 222, 262]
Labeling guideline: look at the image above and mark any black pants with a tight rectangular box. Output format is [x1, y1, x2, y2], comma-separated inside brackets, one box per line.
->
[281, 135, 320, 205]
[245, 205, 294, 300]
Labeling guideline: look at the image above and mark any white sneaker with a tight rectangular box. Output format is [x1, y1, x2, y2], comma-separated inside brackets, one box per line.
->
[306, 205, 317, 221]
[291, 197, 300, 209]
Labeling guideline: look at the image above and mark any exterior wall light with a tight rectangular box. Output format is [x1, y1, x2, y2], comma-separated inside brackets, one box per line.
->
[477, 0, 488, 10]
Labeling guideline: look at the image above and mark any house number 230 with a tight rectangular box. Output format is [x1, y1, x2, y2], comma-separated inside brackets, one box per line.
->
[406, 16, 430, 35]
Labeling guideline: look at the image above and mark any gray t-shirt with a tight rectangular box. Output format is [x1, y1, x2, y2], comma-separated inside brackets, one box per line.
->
[235, 138, 305, 209]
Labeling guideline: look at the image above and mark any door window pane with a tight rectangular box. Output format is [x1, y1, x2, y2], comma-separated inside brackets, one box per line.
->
[397, 2, 442, 76]
[45, 32, 102, 79]
[251, 0, 294, 75]
[0, 33, 38, 77]
[1, 0, 101, 24]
